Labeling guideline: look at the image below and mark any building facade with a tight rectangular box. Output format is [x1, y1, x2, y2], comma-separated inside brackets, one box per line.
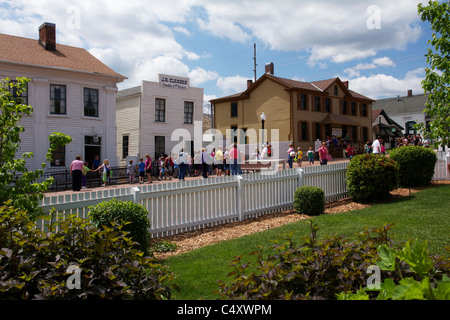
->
[210, 63, 374, 156]
[116, 74, 204, 165]
[0, 23, 126, 171]
[373, 90, 430, 136]
[372, 109, 404, 149]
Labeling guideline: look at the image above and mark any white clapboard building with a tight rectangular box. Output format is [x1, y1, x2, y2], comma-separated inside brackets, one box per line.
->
[0, 22, 126, 171]
[116, 74, 204, 165]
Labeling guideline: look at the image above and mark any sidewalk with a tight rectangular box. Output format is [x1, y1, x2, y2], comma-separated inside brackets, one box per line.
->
[43, 157, 350, 197]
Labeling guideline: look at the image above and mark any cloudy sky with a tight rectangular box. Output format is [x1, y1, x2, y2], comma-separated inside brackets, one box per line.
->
[0, 0, 434, 110]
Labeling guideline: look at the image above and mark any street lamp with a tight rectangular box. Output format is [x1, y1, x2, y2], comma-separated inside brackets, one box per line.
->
[260, 112, 266, 146]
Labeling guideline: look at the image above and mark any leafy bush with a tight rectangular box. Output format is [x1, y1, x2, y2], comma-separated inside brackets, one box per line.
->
[0, 203, 176, 300]
[217, 222, 449, 300]
[293, 186, 324, 216]
[338, 239, 450, 300]
[150, 240, 178, 253]
[89, 199, 151, 254]
[389, 146, 437, 188]
[346, 154, 398, 203]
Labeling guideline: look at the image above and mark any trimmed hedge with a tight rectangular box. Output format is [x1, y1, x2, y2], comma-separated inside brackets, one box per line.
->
[346, 154, 398, 203]
[293, 186, 325, 216]
[389, 146, 437, 188]
[89, 199, 151, 254]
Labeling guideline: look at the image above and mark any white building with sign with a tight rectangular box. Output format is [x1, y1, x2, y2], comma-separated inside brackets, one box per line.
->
[116, 75, 204, 165]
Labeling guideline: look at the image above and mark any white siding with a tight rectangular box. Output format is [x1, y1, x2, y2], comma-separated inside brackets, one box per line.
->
[116, 77, 204, 162]
[1, 64, 121, 172]
[116, 94, 141, 166]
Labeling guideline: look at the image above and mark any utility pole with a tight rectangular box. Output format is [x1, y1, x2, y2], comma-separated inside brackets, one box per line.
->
[253, 43, 257, 82]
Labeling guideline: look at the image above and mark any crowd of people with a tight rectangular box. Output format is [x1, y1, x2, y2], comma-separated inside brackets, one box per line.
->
[70, 133, 432, 191]
[120, 145, 251, 185]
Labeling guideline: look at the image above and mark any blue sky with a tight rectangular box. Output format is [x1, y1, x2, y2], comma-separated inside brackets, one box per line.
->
[0, 0, 436, 111]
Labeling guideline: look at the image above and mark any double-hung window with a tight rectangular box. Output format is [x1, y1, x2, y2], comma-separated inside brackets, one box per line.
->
[184, 101, 194, 124]
[84, 88, 98, 117]
[155, 98, 166, 122]
[50, 84, 66, 114]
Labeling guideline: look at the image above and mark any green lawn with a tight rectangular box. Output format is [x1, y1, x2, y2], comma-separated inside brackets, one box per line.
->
[163, 184, 450, 300]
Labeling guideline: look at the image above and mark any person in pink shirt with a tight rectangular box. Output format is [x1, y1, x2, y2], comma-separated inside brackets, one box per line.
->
[70, 155, 84, 191]
[318, 142, 329, 165]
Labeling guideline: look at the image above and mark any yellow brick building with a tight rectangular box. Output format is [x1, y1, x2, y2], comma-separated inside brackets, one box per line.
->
[210, 63, 374, 155]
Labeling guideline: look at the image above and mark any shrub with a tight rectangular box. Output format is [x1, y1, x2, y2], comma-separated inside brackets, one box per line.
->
[89, 199, 151, 254]
[338, 239, 450, 300]
[217, 222, 450, 300]
[293, 186, 324, 216]
[346, 154, 398, 203]
[389, 146, 437, 188]
[0, 203, 176, 300]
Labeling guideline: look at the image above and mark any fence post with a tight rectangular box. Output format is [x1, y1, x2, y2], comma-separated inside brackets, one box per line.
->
[236, 175, 244, 221]
[297, 168, 304, 189]
[132, 186, 141, 204]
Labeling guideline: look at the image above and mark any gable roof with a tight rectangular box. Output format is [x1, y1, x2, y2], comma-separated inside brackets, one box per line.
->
[210, 74, 373, 103]
[0, 33, 126, 81]
[372, 108, 404, 130]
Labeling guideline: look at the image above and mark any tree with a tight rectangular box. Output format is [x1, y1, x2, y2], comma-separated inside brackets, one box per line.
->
[0, 77, 72, 218]
[417, 1, 450, 148]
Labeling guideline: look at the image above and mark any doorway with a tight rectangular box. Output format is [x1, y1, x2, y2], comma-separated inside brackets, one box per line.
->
[84, 135, 101, 168]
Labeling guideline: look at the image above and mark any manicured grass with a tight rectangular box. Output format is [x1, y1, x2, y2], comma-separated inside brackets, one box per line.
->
[164, 184, 450, 300]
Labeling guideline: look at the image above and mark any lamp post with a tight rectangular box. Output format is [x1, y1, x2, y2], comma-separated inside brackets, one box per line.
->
[260, 112, 266, 146]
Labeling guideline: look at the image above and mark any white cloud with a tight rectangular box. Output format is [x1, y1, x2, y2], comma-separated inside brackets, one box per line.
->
[216, 75, 248, 96]
[347, 68, 425, 99]
[0, 0, 429, 99]
[344, 57, 397, 77]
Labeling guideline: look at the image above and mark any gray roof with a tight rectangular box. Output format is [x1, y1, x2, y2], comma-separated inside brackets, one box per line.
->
[116, 85, 142, 99]
[373, 94, 429, 115]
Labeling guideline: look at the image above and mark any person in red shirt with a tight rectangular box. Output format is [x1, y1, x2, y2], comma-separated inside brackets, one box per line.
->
[229, 144, 239, 175]
[346, 144, 356, 160]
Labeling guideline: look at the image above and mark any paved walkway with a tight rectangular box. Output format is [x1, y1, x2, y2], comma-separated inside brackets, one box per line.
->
[44, 157, 350, 197]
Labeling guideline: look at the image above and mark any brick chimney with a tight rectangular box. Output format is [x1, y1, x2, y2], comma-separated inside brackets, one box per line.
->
[265, 62, 274, 75]
[343, 81, 349, 89]
[39, 22, 56, 51]
[247, 79, 253, 89]
[407, 89, 412, 97]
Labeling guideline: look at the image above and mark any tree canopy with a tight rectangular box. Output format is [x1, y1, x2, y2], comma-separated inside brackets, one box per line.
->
[0, 77, 72, 218]
[417, 0, 450, 148]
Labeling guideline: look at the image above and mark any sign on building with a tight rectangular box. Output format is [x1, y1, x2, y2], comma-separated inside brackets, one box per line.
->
[159, 74, 189, 90]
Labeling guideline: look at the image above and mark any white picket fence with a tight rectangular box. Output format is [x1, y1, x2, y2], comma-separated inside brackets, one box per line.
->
[433, 151, 450, 181]
[38, 155, 449, 238]
[38, 163, 350, 237]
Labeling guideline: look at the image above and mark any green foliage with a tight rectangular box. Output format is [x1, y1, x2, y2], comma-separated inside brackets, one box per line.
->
[0, 203, 176, 300]
[217, 222, 449, 300]
[0, 78, 72, 219]
[337, 239, 450, 300]
[417, 1, 450, 147]
[89, 199, 151, 254]
[217, 222, 394, 300]
[293, 186, 324, 216]
[389, 146, 437, 188]
[346, 154, 398, 203]
[150, 240, 179, 253]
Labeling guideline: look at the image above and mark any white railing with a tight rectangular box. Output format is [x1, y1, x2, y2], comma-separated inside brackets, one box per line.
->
[38, 163, 350, 237]
[432, 151, 450, 181]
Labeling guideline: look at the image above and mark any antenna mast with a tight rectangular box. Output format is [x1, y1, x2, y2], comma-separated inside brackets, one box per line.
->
[253, 43, 257, 82]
